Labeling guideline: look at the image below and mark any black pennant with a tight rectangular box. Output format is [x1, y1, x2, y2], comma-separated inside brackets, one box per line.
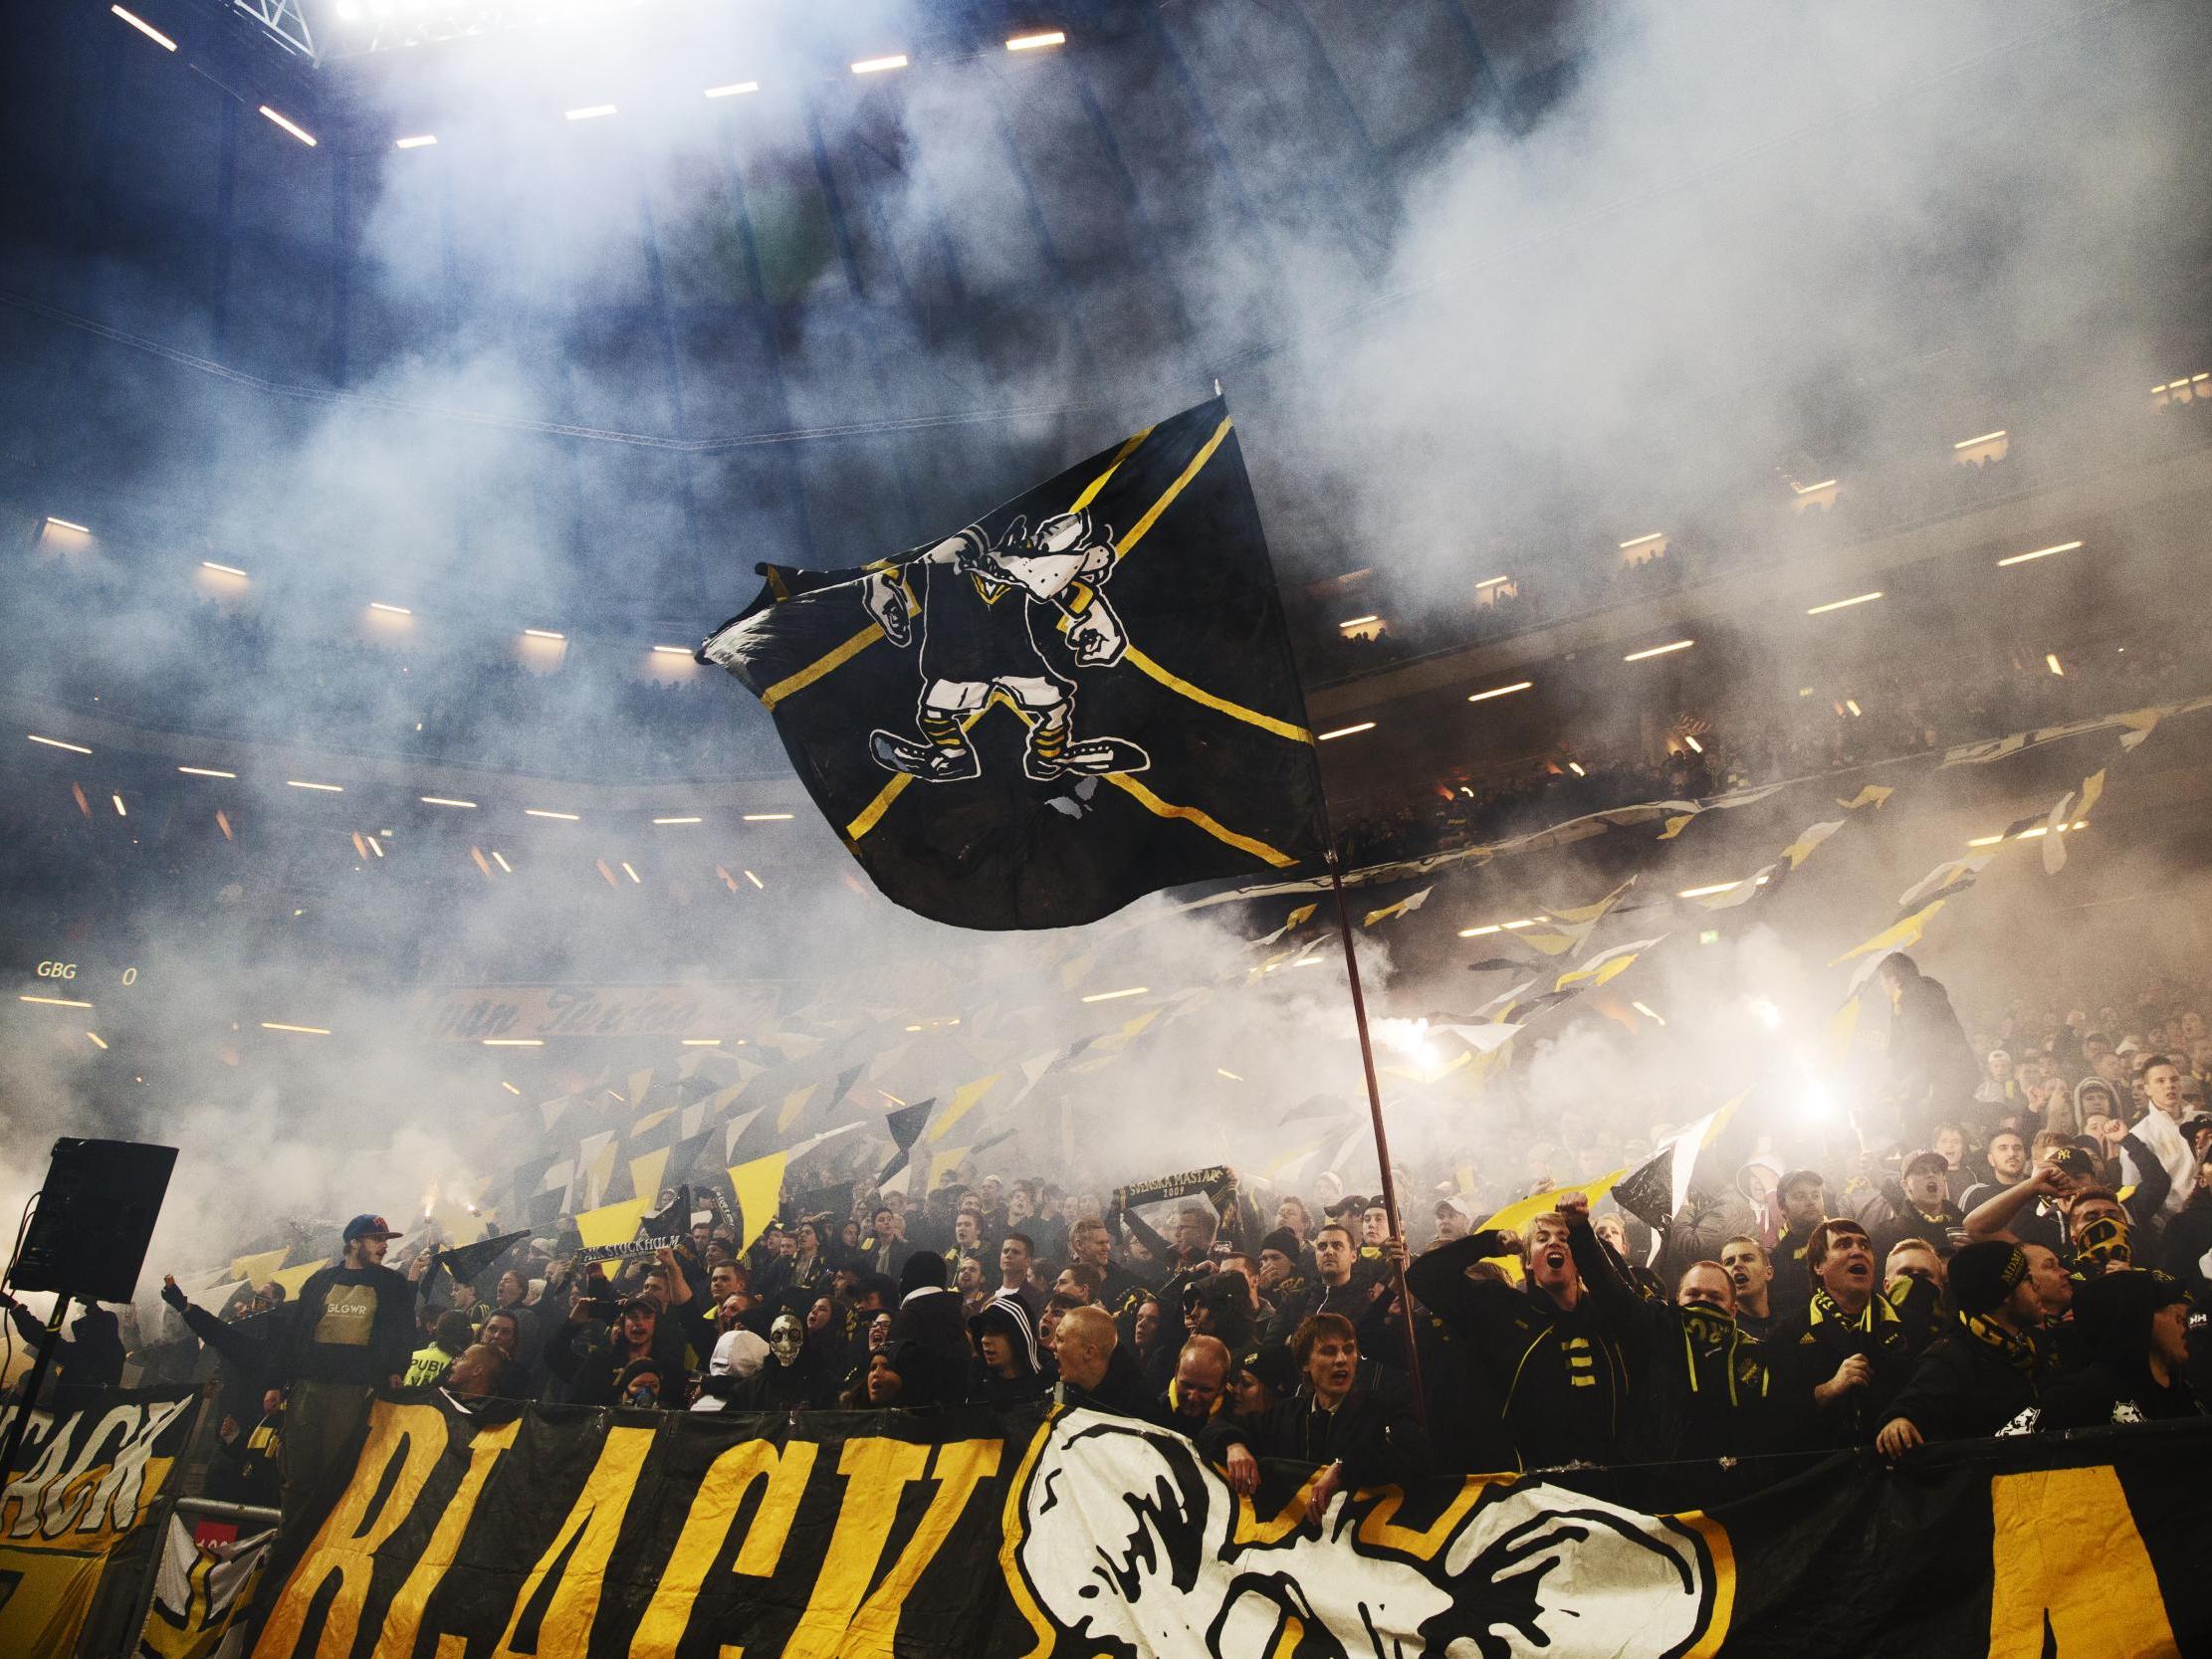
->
[878, 1098, 937, 1183]
[434, 1229, 531, 1288]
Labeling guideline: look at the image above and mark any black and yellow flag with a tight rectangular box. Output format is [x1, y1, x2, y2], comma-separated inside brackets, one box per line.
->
[698, 398, 1328, 929]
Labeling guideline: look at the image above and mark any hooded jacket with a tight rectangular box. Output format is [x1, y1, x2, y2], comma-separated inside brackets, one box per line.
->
[969, 1295, 1049, 1405]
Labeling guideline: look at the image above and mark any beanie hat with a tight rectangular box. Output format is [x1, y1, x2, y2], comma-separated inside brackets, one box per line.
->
[1946, 1240, 2028, 1317]
[1236, 1343, 1298, 1396]
[1259, 1228, 1300, 1259]
[899, 1249, 948, 1296]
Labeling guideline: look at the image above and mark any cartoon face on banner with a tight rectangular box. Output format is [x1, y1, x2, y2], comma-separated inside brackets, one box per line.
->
[859, 513, 1152, 788]
[1010, 1410, 1726, 1659]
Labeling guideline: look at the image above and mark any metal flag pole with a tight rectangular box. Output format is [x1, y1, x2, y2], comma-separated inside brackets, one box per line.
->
[0, 1293, 71, 1482]
[1325, 850, 1430, 1425]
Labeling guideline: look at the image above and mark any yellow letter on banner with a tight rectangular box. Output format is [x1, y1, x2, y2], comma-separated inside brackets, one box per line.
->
[1988, 1466, 2177, 1657]
[781, 1438, 931, 1659]
[369, 1419, 521, 1659]
[630, 1439, 819, 1659]
[841, 1440, 1002, 1659]
[491, 1426, 656, 1659]
[250, 1403, 448, 1659]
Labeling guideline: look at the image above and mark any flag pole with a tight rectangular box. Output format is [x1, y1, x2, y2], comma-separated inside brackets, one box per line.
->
[1325, 852, 1430, 1425]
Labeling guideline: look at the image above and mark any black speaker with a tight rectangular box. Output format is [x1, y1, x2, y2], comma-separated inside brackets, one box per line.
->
[11, 1139, 177, 1305]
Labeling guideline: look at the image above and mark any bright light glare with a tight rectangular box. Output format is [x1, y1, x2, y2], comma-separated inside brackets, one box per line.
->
[1475, 574, 1512, 589]
[1683, 734, 1703, 753]
[851, 55, 909, 75]
[2046, 653, 2065, 677]
[202, 560, 248, 577]
[28, 734, 93, 754]
[1006, 31, 1065, 51]
[1632, 1001, 1666, 1026]
[111, 794, 126, 817]
[1567, 761, 1586, 777]
[20, 995, 94, 1009]
[1619, 532, 1664, 550]
[1678, 881, 1739, 899]
[45, 518, 91, 533]
[1954, 430, 2007, 449]
[86, 1031, 110, 1049]
[111, 7, 176, 50]
[1468, 681, 1533, 703]
[704, 82, 760, 98]
[483, 1038, 545, 1047]
[653, 816, 702, 826]
[743, 812, 794, 822]
[1339, 614, 1380, 627]
[491, 851, 513, 873]
[1624, 640, 1694, 662]
[368, 601, 411, 616]
[565, 104, 618, 121]
[395, 134, 438, 149]
[743, 869, 764, 889]
[524, 628, 564, 641]
[1806, 591, 1882, 615]
[259, 105, 317, 146]
[1217, 1068, 1242, 1081]
[1318, 722, 1376, 740]
[1996, 539, 2082, 567]
[420, 796, 477, 808]
[620, 862, 641, 884]
[1456, 917, 1545, 937]
[651, 645, 693, 656]
[524, 809, 580, 821]
[1081, 986, 1147, 1003]
[286, 779, 342, 792]
[1747, 997, 1783, 1031]
[261, 1021, 332, 1035]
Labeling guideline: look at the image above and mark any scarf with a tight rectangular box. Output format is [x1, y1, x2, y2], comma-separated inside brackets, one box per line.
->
[1810, 1286, 1902, 1336]
[1962, 1312, 2041, 1381]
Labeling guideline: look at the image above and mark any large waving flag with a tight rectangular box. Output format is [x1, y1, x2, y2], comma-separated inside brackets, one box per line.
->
[697, 398, 1329, 929]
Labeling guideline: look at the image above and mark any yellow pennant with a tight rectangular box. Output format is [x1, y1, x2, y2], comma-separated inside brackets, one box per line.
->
[1829, 899, 1944, 966]
[728, 1152, 789, 1254]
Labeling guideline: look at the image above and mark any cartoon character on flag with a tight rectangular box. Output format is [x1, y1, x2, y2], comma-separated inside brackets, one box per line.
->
[859, 509, 1152, 784]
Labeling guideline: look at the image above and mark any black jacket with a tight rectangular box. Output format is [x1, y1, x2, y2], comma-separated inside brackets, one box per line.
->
[1211, 1388, 1428, 1493]
[1058, 1345, 1154, 1418]
[1884, 1324, 2046, 1440]
[888, 1288, 973, 1407]
[1405, 1230, 1631, 1471]
[1771, 1292, 1916, 1448]
[8, 1304, 126, 1396]
[274, 1264, 416, 1388]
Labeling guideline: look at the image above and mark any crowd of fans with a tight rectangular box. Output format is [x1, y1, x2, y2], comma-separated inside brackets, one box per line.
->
[43, 947, 2198, 1522]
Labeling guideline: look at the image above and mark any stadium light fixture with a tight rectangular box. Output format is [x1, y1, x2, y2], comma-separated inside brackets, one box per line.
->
[201, 560, 248, 577]
[524, 628, 564, 640]
[1683, 734, 1703, 753]
[653, 815, 702, 825]
[1567, 760, 1587, 776]
[1632, 1001, 1665, 1025]
[651, 645, 692, 656]
[1845, 700, 1864, 718]
[1806, 591, 1882, 615]
[287, 779, 343, 792]
[1624, 640, 1694, 662]
[851, 54, 908, 75]
[45, 517, 91, 533]
[2047, 653, 2065, 677]
[111, 6, 176, 49]
[1996, 539, 2081, 567]
[368, 601, 411, 615]
[565, 104, 618, 121]
[1954, 430, 2007, 450]
[1677, 881, 1741, 898]
[21, 995, 95, 1009]
[1467, 681, 1532, 703]
[501, 1081, 522, 1094]
[260, 1021, 332, 1035]
[482, 1037, 545, 1047]
[525, 808, 580, 821]
[259, 105, 317, 146]
[1006, 30, 1065, 52]
[704, 82, 760, 98]
[395, 135, 438, 149]
[1339, 614, 1380, 628]
[111, 794, 127, 817]
[681, 1038, 723, 1046]
[27, 734, 93, 754]
[491, 851, 513, 872]
[1318, 722, 1376, 740]
[620, 861, 641, 883]
[1081, 986, 1148, 1003]
[178, 765, 237, 778]
[1619, 532, 1665, 551]
[420, 796, 477, 808]
[743, 869, 764, 888]
[86, 1031, 110, 1049]
[743, 812, 793, 822]
[1475, 574, 1512, 589]
[1456, 917, 1546, 937]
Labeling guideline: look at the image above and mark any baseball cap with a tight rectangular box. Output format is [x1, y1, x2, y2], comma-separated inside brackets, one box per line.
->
[2044, 1144, 2100, 1182]
[1901, 1149, 1950, 1179]
[342, 1213, 402, 1242]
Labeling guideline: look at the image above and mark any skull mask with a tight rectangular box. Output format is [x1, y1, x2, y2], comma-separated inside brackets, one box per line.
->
[770, 1312, 803, 1366]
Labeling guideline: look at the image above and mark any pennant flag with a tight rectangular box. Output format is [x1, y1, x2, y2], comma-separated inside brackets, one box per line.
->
[788, 1181, 856, 1228]
[227, 1246, 288, 1286]
[1781, 820, 1845, 869]
[728, 1152, 788, 1254]
[1657, 810, 1699, 841]
[722, 1107, 768, 1161]
[1551, 879, 1635, 926]
[1477, 1170, 1627, 1282]
[629, 1147, 672, 1209]
[878, 1098, 936, 1183]
[1363, 887, 1433, 928]
[1836, 783, 1893, 811]
[927, 1073, 1002, 1143]
[629, 1107, 677, 1142]
[927, 1145, 972, 1192]
[1464, 955, 1524, 974]
[575, 1199, 649, 1250]
[1897, 854, 1991, 910]
[628, 1068, 656, 1111]
[775, 1084, 819, 1136]
[2117, 708, 2161, 750]
[1830, 899, 1945, 968]
[268, 1260, 326, 1301]
[2042, 789, 2078, 876]
[1257, 902, 1318, 943]
[2078, 767, 2107, 820]
[1609, 1095, 1746, 1235]
[434, 1229, 530, 1287]
[642, 1185, 691, 1240]
[694, 398, 1331, 930]
[1555, 938, 1662, 992]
